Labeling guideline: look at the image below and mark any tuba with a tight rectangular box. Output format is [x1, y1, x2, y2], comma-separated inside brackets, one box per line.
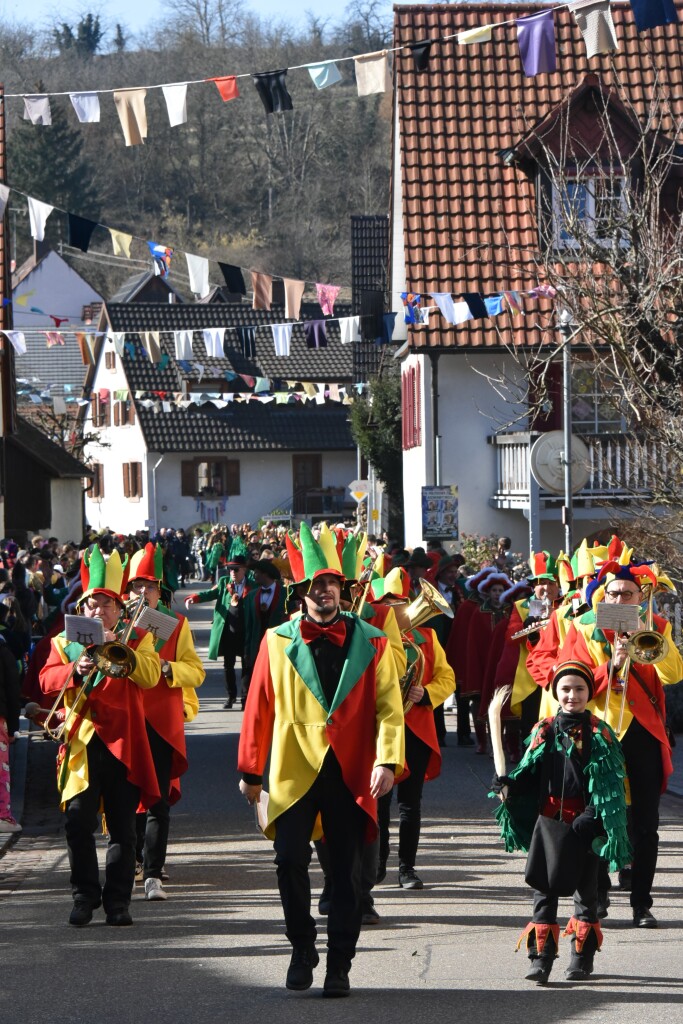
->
[39, 595, 147, 742]
[395, 579, 454, 712]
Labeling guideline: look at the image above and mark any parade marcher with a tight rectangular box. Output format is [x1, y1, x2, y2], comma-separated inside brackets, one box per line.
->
[558, 559, 683, 927]
[185, 555, 251, 709]
[444, 566, 493, 746]
[463, 572, 512, 753]
[127, 544, 205, 901]
[491, 661, 630, 985]
[238, 523, 404, 998]
[370, 567, 455, 890]
[240, 559, 287, 706]
[424, 554, 462, 746]
[39, 547, 160, 927]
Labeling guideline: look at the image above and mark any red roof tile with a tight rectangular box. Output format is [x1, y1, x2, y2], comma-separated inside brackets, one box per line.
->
[393, 2, 683, 348]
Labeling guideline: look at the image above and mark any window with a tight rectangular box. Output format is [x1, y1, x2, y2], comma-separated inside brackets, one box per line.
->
[122, 462, 143, 499]
[113, 400, 136, 426]
[553, 174, 628, 250]
[181, 458, 240, 497]
[91, 393, 110, 427]
[572, 365, 624, 435]
[402, 364, 422, 450]
[104, 351, 116, 371]
[87, 463, 104, 500]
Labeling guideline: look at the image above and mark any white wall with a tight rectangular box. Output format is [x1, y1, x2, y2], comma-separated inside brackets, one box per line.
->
[13, 251, 101, 329]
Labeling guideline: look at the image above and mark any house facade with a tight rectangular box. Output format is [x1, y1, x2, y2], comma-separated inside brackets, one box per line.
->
[391, 3, 683, 551]
[82, 302, 358, 533]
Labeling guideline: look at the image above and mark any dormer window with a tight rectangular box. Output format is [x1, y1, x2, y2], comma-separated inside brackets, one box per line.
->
[552, 173, 628, 250]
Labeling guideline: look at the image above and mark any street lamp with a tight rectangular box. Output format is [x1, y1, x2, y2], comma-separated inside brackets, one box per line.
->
[559, 308, 578, 553]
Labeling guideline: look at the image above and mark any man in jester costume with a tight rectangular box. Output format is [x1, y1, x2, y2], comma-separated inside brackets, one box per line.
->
[126, 543, 205, 902]
[39, 546, 161, 928]
[491, 661, 630, 985]
[238, 523, 404, 998]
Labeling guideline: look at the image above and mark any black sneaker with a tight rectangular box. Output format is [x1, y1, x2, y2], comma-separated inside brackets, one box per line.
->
[361, 899, 380, 925]
[633, 907, 657, 928]
[69, 900, 95, 928]
[323, 965, 350, 998]
[597, 891, 610, 919]
[398, 867, 424, 890]
[106, 909, 133, 926]
[286, 946, 319, 990]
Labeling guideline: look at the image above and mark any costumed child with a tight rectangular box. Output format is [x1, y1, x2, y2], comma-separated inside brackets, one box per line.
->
[490, 660, 631, 985]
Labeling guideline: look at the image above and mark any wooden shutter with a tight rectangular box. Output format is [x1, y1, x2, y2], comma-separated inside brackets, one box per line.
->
[225, 460, 240, 495]
[97, 464, 105, 498]
[134, 463, 143, 498]
[127, 401, 136, 425]
[181, 460, 196, 496]
[122, 463, 131, 497]
[113, 402, 121, 426]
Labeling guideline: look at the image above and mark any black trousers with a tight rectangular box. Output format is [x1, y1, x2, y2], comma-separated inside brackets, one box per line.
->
[532, 851, 599, 925]
[135, 724, 174, 880]
[520, 687, 543, 742]
[456, 694, 473, 739]
[620, 718, 663, 910]
[316, 836, 378, 902]
[378, 728, 431, 869]
[64, 733, 140, 913]
[273, 751, 367, 967]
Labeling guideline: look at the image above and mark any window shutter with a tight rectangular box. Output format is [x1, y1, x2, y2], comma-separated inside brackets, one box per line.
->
[113, 402, 120, 426]
[122, 463, 131, 498]
[127, 402, 136, 426]
[134, 462, 143, 498]
[225, 460, 240, 495]
[181, 460, 196, 496]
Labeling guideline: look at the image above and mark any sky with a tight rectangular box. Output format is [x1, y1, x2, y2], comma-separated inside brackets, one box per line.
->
[1, 0, 410, 40]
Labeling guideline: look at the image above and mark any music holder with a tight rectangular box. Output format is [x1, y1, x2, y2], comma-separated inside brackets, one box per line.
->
[595, 603, 641, 635]
[64, 614, 105, 647]
[136, 606, 179, 644]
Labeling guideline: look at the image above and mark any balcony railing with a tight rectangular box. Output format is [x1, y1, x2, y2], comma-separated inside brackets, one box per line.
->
[489, 431, 662, 508]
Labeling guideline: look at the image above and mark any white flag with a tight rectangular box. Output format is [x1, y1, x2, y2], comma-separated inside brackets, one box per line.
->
[162, 84, 188, 127]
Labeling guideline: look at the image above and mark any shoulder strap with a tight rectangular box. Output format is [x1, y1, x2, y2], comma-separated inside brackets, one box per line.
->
[629, 664, 666, 728]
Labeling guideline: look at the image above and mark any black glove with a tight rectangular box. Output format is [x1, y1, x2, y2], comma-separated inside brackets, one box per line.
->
[491, 773, 513, 795]
[571, 805, 598, 840]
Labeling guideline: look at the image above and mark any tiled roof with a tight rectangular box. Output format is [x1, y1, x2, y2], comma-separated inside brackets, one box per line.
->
[109, 272, 184, 304]
[351, 215, 390, 379]
[11, 416, 91, 478]
[101, 303, 355, 454]
[393, 2, 683, 349]
[104, 301, 355, 381]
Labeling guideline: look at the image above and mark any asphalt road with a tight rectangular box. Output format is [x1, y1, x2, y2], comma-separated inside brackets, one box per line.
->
[1, 589, 682, 1023]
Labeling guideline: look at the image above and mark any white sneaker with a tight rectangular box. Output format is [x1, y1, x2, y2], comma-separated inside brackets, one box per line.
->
[0, 818, 21, 833]
[144, 877, 167, 901]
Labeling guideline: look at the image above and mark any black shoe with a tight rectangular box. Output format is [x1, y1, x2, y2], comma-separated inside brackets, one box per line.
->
[286, 946, 319, 991]
[318, 879, 332, 916]
[223, 699, 233, 709]
[69, 900, 95, 927]
[597, 891, 610, 920]
[323, 965, 350, 998]
[106, 909, 133, 926]
[376, 859, 387, 884]
[633, 907, 657, 928]
[398, 866, 423, 890]
[565, 963, 593, 981]
[457, 735, 475, 747]
[618, 867, 632, 891]
[525, 957, 553, 985]
[361, 899, 380, 925]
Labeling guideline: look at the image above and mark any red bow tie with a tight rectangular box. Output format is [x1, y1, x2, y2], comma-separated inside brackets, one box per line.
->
[300, 618, 347, 647]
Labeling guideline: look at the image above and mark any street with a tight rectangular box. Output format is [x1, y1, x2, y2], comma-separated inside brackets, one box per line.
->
[1, 592, 682, 1023]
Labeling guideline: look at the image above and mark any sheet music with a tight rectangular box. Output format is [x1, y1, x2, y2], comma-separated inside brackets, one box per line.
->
[595, 603, 641, 634]
[136, 606, 178, 643]
[64, 614, 105, 647]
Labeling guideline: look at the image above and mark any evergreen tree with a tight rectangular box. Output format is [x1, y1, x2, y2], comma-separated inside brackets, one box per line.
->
[349, 364, 404, 537]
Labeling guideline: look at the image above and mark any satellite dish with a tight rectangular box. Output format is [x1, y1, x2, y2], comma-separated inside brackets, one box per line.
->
[529, 431, 591, 495]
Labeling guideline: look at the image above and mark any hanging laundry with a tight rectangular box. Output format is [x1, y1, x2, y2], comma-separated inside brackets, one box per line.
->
[408, 41, 432, 71]
[254, 377, 270, 393]
[316, 283, 341, 316]
[304, 320, 328, 349]
[339, 316, 361, 344]
[162, 83, 188, 127]
[252, 271, 273, 310]
[458, 25, 493, 43]
[49, 315, 69, 328]
[253, 70, 294, 113]
[109, 332, 126, 357]
[401, 291, 422, 323]
[45, 332, 64, 348]
[283, 278, 305, 320]
[208, 76, 240, 101]
[307, 61, 342, 89]
[527, 283, 558, 298]
[360, 290, 384, 341]
[0, 184, 8, 219]
[174, 330, 193, 360]
[202, 328, 225, 358]
[113, 89, 148, 145]
[516, 10, 557, 76]
[110, 228, 132, 258]
[628, 0, 678, 30]
[430, 292, 457, 323]
[218, 262, 246, 295]
[70, 92, 100, 123]
[23, 95, 51, 125]
[148, 241, 173, 278]
[186, 253, 210, 298]
[68, 214, 98, 253]
[27, 197, 54, 242]
[53, 396, 68, 415]
[504, 291, 525, 314]
[354, 51, 391, 96]
[143, 331, 162, 363]
[1, 330, 26, 355]
[271, 323, 293, 356]
[236, 325, 257, 357]
[463, 293, 488, 319]
[484, 295, 505, 316]
[572, 0, 618, 56]
[382, 312, 397, 343]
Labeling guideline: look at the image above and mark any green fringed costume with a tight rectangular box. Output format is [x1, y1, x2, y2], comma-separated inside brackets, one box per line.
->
[492, 714, 631, 873]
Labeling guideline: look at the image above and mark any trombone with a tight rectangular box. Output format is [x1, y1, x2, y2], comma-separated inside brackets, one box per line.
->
[604, 584, 669, 733]
[40, 594, 148, 742]
[393, 579, 453, 712]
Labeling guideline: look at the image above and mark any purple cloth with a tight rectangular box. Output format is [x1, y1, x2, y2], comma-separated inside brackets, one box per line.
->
[303, 320, 328, 349]
[629, 0, 678, 30]
[516, 10, 557, 76]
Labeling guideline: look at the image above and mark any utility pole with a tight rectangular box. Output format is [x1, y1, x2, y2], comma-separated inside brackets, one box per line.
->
[0, 83, 17, 536]
[559, 309, 575, 554]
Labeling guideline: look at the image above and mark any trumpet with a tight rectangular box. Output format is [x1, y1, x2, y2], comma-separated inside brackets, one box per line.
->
[395, 579, 453, 712]
[40, 594, 147, 742]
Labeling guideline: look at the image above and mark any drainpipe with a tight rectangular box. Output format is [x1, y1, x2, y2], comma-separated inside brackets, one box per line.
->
[151, 455, 164, 535]
[429, 352, 441, 485]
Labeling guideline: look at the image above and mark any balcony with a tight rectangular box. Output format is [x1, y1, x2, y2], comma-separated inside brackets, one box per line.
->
[489, 432, 661, 509]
